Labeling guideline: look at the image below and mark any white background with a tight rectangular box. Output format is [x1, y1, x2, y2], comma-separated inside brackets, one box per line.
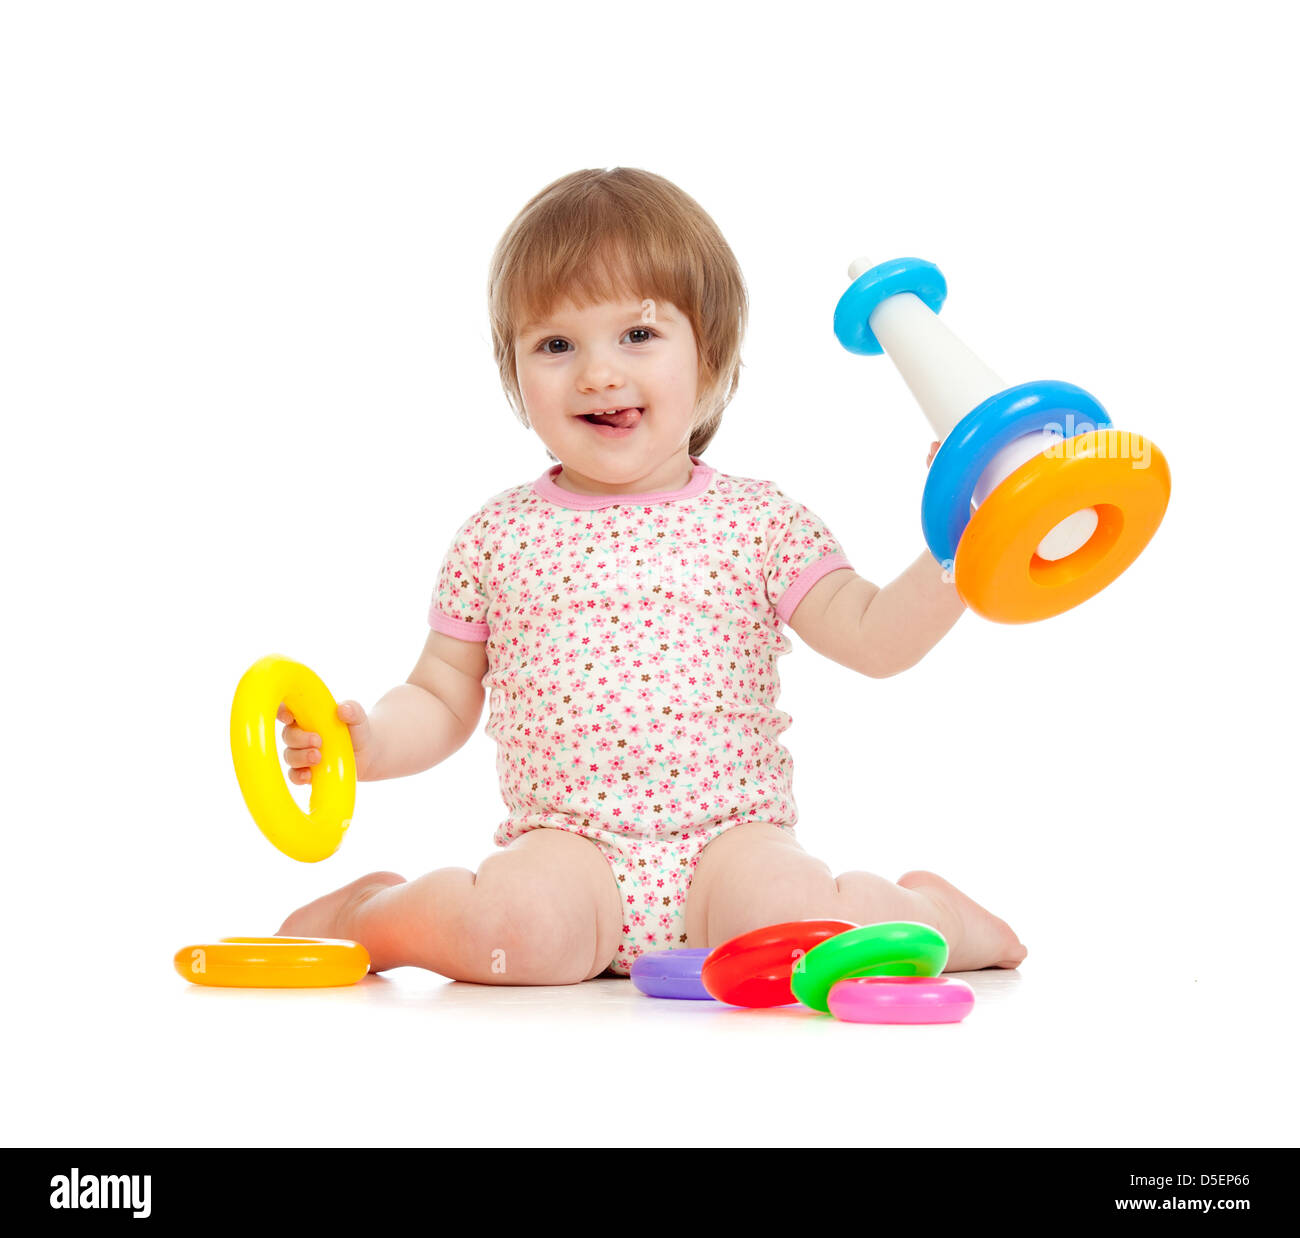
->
[2, 0, 1296, 1150]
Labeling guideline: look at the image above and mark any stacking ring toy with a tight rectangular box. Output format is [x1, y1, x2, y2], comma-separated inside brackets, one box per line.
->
[828, 976, 975, 1024]
[630, 948, 714, 1000]
[173, 937, 370, 988]
[789, 921, 948, 1014]
[701, 920, 857, 1007]
[834, 257, 1171, 623]
[230, 655, 355, 862]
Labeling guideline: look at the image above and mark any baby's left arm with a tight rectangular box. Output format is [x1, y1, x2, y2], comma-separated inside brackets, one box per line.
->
[786, 441, 966, 678]
[787, 555, 966, 678]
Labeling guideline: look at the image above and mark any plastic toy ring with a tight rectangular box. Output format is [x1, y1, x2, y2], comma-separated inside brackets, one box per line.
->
[701, 920, 858, 1007]
[921, 380, 1111, 570]
[833, 258, 948, 355]
[790, 921, 948, 1013]
[230, 655, 356, 863]
[173, 937, 370, 988]
[630, 948, 714, 1000]
[828, 976, 975, 1024]
[954, 430, 1172, 623]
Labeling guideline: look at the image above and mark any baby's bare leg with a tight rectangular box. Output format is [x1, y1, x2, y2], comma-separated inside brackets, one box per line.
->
[684, 823, 1026, 971]
[276, 828, 623, 984]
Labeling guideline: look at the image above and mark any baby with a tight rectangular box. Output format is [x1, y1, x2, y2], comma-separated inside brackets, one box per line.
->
[278, 167, 1027, 983]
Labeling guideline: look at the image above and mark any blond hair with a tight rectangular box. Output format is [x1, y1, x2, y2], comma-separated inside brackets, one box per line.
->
[487, 168, 748, 462]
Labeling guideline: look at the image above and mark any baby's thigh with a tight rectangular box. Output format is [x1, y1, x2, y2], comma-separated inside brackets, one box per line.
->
[472, 828, 623, 982]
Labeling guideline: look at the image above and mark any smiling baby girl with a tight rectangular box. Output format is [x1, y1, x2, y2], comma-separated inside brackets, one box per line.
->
[277, 167, 1027, 982]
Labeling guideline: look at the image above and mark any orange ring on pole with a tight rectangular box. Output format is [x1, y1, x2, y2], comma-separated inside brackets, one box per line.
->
[954, 430, 1170, 623]
[173, 937, 370, 988]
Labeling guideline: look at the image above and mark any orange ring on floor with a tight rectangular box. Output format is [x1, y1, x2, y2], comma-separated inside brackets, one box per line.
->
[954, 430, 1170, 623]
[173, 936, 370, 988]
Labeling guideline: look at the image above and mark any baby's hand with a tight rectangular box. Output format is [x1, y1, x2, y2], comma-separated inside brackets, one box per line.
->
[278, 699, 373, 784]
[926, 440, 940, 468]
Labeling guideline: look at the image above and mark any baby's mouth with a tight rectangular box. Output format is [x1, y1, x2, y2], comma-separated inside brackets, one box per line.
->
[581, 408, 642, 428]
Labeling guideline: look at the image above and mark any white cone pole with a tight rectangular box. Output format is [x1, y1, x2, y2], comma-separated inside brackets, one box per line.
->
[849, 257, 1097, 560]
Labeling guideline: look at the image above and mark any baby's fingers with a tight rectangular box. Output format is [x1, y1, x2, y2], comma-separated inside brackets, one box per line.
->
[288, 765, 314, 786]
[283, 743, 322, 770]
[281, 721, 322, 750]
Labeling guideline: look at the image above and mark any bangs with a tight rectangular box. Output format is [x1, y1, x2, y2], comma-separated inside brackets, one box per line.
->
[507, 234, 686, 344]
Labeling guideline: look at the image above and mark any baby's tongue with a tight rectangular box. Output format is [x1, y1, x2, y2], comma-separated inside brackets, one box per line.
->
[590, 408, 640, 428]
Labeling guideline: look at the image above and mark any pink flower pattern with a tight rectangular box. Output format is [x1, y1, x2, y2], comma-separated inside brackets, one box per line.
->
[427, 458, 852, 974]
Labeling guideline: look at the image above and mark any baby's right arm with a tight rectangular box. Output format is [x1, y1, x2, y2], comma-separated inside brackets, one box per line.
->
[280, 630, 487, 783]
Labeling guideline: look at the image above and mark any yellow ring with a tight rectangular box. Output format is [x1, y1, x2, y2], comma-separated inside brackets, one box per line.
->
[954, 430, 1171, 623]
[173, 937, 370, 987]
[230, 656, 355, 862]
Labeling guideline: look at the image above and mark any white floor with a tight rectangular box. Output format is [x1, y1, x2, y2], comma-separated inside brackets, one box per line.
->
[10, 946, 1287, 1148]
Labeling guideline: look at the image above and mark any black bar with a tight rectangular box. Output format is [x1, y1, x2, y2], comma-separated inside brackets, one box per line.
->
[5, 1147, 1287, 1224]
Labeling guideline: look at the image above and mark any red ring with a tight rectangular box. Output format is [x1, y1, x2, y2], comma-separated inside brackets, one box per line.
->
[701, 919, 858, 1007]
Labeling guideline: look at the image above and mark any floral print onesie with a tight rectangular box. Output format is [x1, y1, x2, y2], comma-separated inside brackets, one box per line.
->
[427, 455, 853, 975]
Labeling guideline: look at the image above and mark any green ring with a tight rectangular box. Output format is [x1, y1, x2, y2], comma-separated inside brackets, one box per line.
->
[790, 922, 949, 1013]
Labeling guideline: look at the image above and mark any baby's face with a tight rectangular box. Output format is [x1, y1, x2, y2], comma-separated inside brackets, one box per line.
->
[514, 296, 700, 489]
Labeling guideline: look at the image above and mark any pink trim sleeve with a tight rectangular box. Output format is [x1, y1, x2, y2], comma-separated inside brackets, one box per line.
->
[428, 607, 489, 642]
[775, 553, 853, 626]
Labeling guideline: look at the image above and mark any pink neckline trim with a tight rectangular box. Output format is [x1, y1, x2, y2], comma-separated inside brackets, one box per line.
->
[532, 456, 714, 510]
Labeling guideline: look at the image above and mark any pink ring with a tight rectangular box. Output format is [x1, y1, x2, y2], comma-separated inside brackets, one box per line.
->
[827, 976, 975, 1024]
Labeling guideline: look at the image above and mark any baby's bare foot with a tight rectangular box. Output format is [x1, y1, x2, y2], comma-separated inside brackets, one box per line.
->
[897, 870, 1027, 971]
[277, 871, 406, 942]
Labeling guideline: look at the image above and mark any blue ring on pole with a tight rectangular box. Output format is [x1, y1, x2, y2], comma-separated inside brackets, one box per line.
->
[833, 258, 948, 355]
[921, 380, 1113, 568]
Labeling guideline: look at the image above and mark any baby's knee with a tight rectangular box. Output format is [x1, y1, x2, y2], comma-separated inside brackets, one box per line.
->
[759, 868, 842, 926]
[707, 862, 840, 945]
[447, 883, 597, 986]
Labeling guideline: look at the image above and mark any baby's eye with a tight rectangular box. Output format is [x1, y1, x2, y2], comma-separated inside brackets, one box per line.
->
[535, 327, 658, 354]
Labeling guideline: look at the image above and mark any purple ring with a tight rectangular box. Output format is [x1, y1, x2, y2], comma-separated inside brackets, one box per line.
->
[630, 948, 714, 1000]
